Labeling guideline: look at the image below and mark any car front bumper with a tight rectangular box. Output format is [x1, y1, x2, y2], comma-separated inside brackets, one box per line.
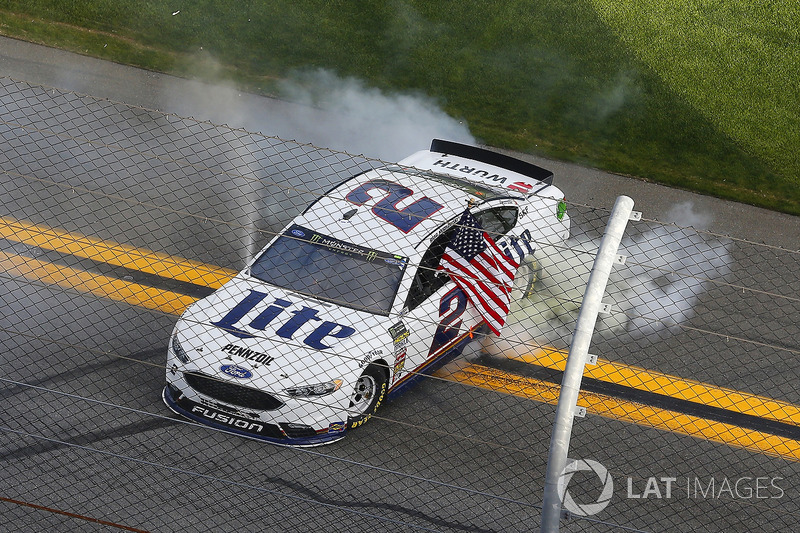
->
[162, 383, 348, 447]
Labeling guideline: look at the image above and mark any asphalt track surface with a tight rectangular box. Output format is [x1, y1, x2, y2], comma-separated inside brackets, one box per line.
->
[2, 36, 800, 532]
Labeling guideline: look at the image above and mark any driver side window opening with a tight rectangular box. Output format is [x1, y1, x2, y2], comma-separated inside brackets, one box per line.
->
[404, 206, 519, 312]
[405, 226, 455, 311]
[474, 206, 518, 240]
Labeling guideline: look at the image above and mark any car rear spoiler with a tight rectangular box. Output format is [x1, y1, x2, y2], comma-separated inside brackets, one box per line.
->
[430, 139, 554, 186]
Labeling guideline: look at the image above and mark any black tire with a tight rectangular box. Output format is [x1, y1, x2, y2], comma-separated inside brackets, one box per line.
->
[346, 364, 388, 429]
[511, 256, 541, 300]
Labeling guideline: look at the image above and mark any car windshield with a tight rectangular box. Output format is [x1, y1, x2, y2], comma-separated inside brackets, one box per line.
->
[250, 225, 408, 315]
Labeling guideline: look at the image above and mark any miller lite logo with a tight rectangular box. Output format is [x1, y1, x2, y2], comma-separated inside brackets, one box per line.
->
[211, 290, 356, 350]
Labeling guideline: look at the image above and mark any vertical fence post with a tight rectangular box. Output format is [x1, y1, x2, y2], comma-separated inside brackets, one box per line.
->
[540, 195, 635, 532]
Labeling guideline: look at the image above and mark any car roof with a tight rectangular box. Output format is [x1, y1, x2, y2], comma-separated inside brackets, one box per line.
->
[294, 167, 473, 255]
[294, 140, 557, 255]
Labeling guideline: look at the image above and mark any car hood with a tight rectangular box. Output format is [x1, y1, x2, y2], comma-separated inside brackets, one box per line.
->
[174, 276, 389, 386]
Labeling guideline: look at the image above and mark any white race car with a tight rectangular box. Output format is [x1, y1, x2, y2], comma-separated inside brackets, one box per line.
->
[163, 139, 570, 445]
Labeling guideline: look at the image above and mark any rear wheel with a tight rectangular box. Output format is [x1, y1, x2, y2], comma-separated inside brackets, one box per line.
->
[346, 364, 388, 429]
[511, 256, 541, 300]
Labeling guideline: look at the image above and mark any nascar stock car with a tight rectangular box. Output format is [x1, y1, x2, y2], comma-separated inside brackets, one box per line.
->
[163, 139, 571, 445]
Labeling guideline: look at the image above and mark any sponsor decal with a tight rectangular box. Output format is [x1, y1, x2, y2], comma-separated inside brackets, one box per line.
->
[328, 421, 346, 433]
[497, 229, 536, 262]
[389, 321, 410, 381]
[190, 405, 266, 434]
[291, 228, 306, 237]
[309, 233, 363, 255]
[388, 322, 410, 343]
[557, 198, 567, 220]
[360, 348, 383, 368]
[211, 290, 356, 349]
[291, 224, 407, 271]
[393, 349, 407, 375]
[220, 364, 253, 379]
[221, 343, 275, 366]
[508, 181, 533, 193]
[432, 160, 510, 185]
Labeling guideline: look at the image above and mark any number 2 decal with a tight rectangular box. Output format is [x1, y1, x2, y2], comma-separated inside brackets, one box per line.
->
[428, 287, 468, 356]
[345, 179, 444, 233]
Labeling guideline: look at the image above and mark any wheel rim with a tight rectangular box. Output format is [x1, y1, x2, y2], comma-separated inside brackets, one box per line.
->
[511, 262, 531, 300]
[350, 374, 376, 414]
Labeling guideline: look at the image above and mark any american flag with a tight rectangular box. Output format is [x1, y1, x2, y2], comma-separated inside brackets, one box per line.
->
[437, 210, 530, 336]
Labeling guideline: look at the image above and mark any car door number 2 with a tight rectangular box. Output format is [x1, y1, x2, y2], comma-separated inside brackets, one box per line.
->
[428, 287, 468, 356]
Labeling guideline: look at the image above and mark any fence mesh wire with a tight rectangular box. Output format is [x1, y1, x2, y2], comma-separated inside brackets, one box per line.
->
[1, 77, 799, 532]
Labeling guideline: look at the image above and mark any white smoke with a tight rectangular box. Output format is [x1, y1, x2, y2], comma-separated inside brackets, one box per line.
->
[477, 202, 733, 358]
[616, 203, 731, 339]
[273, 68, 475, 160]
[164, 61, 473, 161]
[161, 62, 476, 263]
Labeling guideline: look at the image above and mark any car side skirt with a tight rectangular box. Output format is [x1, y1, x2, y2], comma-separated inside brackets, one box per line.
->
[387, 321, 489, 400]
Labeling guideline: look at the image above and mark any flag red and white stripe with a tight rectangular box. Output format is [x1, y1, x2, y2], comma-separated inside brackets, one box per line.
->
[437, 210, 527, 335]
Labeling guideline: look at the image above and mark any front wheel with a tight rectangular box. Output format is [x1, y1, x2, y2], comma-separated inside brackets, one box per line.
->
[346, 364, 388, 429]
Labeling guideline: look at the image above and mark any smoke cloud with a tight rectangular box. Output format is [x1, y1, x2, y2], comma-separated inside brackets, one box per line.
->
[161, 61, 475, 262]
[165, 62, 473, 161]
[275, 69, 475, 160]
[477, 202, 733, 359]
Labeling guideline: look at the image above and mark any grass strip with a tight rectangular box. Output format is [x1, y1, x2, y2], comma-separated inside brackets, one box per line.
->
[1, 1, 796, 215]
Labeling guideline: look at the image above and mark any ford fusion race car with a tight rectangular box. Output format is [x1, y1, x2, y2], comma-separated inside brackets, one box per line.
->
[164, 139, 570, 445]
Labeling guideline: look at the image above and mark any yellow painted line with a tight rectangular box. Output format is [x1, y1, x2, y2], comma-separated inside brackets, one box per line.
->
[0, 216, 236, 289]
[0, 250, 197, 316]
[436, 361, 800, 462]
[510, 347, 800, 428]
[5, 215, 799, 460]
